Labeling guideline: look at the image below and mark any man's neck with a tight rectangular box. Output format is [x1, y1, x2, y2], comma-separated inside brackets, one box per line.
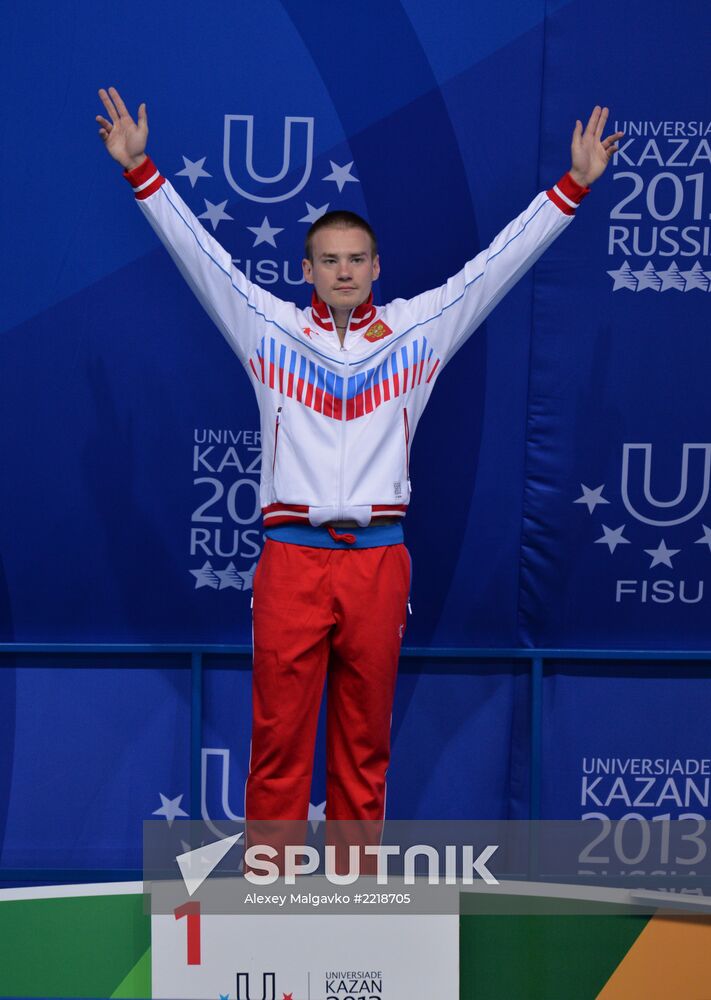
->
[332, 307, 351, 347]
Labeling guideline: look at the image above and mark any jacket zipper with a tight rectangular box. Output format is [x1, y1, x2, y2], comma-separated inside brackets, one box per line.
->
[272, 406, 282, 476]
[335, 307, 352, 519]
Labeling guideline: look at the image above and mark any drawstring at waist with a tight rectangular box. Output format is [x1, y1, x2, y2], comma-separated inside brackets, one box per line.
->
[327, 525, 357, 545]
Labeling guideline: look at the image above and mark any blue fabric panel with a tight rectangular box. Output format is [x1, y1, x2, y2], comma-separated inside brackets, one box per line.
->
[541, 662, 711, 822]
[388, 661, 530, 819]
[519, 0, 711, 648]
[0, 659, 190, 869]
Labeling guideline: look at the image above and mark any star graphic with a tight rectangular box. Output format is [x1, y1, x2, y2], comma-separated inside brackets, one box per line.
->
[632, 262, 661, 291]
[644, 539, 680, 568]
[247, 216, 284, 248]
[323, 160, 359, 192]
[175, 155, 212, 188]
[656, 261, 685, 291]
[299, 201, 330, 223]
[594, 524, 630, 554]
[190, 561, 220, 589]
[215, 562, 245, 590]
[219, 994, 230, 1000]
[695, 524, 711, 552]
[282, 993, 293, 1000]
[607, 261, 637, 291]
[308, 799, 326, 833]
[574, 484, 610, 514]
[237, 562, 258, 591]
[198, 199, 233, 231]
[680, 261, 711, 292]
[153, 793, 188, 827]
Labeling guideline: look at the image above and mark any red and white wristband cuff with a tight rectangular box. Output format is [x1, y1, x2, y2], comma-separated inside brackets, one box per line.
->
[546, 172, 590, 216]
[123, 156, 165, 200]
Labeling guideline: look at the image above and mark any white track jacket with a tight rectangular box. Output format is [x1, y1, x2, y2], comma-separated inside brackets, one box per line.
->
[125, 158, 589, 527]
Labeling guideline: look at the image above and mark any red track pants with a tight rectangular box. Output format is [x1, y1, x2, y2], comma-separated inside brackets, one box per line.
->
[245, 538, 410, 822]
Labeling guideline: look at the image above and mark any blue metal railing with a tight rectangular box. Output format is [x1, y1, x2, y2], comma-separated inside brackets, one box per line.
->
[1, 642, 710, 884]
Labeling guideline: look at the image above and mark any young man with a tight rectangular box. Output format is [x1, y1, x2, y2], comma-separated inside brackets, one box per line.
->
[97, 87, 622, 824]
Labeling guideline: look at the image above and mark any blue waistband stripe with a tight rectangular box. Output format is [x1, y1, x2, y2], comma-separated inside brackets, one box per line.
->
[265, 522, 405, 549]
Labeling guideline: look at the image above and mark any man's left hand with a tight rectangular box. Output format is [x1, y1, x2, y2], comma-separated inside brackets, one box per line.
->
[570, 105, 624, 187]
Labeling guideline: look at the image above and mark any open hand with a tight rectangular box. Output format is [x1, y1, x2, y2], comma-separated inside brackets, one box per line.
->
[96, 86, 148, 171]
[570, 106, 624, 187]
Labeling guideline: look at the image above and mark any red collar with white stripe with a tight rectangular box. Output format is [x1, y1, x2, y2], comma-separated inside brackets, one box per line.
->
[310, 291, 377, 332]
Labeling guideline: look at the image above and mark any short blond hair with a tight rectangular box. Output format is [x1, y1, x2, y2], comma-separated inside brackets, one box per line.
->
[304, 210, 378, 261]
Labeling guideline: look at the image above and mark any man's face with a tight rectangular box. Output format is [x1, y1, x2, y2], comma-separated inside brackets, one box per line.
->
[302, 225, 380, 310]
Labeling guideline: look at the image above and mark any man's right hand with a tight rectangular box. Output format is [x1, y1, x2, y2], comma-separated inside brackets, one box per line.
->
[96, 86, 148, 171]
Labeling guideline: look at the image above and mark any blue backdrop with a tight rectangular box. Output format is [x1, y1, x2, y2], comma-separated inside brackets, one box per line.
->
[1, 0, 710, 870]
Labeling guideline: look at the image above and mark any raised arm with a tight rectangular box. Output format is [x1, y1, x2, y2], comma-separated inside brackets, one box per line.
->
[96, 86, 298, 367]
[397, 107, 624, 365]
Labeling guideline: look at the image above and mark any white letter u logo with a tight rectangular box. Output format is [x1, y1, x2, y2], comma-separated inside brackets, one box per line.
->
[223, 114, 314, 203]
[621, 442, 711, 526]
